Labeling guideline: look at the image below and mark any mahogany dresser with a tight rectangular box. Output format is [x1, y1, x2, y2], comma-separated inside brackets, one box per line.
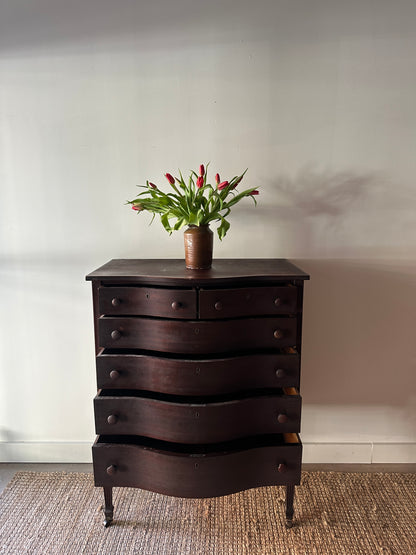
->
[86, 259, 309, 527]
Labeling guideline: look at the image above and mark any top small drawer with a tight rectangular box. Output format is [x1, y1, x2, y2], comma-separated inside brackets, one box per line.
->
[98, 286, 197, 319]
[199, 286, 298, 319]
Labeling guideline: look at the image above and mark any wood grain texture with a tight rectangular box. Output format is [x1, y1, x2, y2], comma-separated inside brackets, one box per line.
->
[98, 286, 197, 319]
[94, 391, 301, 442]
[98, 316, 298, 353]
[86, 259, 309, 285]
[86, 258, 308, 515]
[92, 438, 302, 496]
[96, 351, 300, 393]
[199, 286, 299, 318]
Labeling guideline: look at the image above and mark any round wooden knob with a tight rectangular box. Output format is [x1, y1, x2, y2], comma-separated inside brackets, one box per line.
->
[274, 297, 281, 307]
[109, 370, 120, 380]
[111, 297, 121, 307]
[171, 301, 182, 310]
[273, 329, 283, 339]
[214, 301, 223, 311]
[277, 463, 287, 473]
[111, 330, 121, 340]
[107, 414, 118, 425]
[277, 413, 288, 424]
[106, 465, 117, 476]
[275, 368, 285, 379]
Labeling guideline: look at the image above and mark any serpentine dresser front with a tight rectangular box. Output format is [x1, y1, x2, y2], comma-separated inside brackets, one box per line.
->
[86, 259, 309, 527]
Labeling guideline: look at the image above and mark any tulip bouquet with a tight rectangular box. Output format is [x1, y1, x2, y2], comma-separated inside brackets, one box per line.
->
[128, 164, 259, 240]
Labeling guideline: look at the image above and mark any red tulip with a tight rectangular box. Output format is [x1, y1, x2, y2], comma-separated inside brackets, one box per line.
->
[149, 182, 157, 189]
[199, 164, 205, 177]
[218, 181, 229, 190]
[132, 204, 143, 211]
[215, 173, 220, 185]
[165, 173, 175, 185]
[248, 190, 259, 195]
[196, 176, 204, 188]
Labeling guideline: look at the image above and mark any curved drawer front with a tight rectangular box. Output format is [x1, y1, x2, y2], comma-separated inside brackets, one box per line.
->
[98, 286, 197, 319]
[96, 352, 300, 393]
[200, 286, 298, 318]
[94, 392, 301, 442]
[92, 436, 302, 497]
[98, 317, 297, 353]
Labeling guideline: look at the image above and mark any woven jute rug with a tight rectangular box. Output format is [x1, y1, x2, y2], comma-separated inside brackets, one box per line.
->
[0, 471, 414, 554]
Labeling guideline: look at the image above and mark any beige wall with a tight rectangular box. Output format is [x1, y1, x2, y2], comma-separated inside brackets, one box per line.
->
[1, 0, 415, 462]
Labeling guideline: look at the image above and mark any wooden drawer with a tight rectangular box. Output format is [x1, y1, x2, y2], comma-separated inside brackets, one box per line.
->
[98, 286, 197, 319]
[96, 350, 300, 393]
[94, 388, 301, 442]
[199, 286, 298, 318]
[98, 316, 297, 354]
[92, 434, 302, 497]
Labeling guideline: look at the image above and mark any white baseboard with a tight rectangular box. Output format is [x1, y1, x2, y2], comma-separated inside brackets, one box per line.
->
[303, 442, 373, 463]
[371, 442, 416, 464]
[303, 442, 416, 464]
[0, 442, 92, 463]
[0, 441, 415, 464]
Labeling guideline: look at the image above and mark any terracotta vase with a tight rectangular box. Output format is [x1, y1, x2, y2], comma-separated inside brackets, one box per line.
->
[183, 225, 213, 270]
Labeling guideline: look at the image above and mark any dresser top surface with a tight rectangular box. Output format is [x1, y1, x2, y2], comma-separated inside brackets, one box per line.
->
[86, 259, 309, 285]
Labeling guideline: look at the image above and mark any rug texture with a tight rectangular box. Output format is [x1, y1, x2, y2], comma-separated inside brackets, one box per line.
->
[0, 471, 414, 554]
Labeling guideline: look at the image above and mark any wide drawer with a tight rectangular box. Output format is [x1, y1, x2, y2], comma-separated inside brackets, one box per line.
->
[96, 350, 300, 393]
[92, 433, 302, 496]
[98, 316, 297, 353]
[94, 388, 301, 442]
[199, 286, 298, 318]
[98, 286, 197, 319]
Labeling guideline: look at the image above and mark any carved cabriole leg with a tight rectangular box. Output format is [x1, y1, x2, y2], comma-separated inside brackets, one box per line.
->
[103, 486, 114, 527]
[285, 484, 295, 528]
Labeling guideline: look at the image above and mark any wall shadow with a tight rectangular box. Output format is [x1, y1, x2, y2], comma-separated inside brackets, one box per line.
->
[237, 166, 415, 414]
[294, 258, 416, 410]
[237, 166, 386, 221]
[0, 1, 255, 54]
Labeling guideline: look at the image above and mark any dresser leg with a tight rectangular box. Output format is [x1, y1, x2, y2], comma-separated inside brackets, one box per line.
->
[103, 487, 114, 527]
[285, 485, 295, 528]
